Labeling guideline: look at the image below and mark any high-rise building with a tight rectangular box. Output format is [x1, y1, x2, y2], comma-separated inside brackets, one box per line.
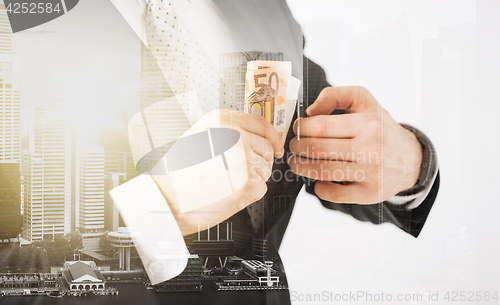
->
[0, 4, 20, 163]
[23, 101, 72, 241]
[0, 4, 22, 246]
[0, 3, 12, 54]
[71, 136, 82, 234]
[0, 162, 21, 243]
[219, 52, 283, 111]
[76, 145, 105, 250]
[0, 56, 20, 162]
[104, 172, 125, 232]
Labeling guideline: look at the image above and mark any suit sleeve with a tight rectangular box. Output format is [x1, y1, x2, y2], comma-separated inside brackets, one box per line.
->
[302, 55, 440, 237]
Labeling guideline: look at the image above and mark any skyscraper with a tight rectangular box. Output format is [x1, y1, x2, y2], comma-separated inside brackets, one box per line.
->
[0, 3, 12, 54]
[0, 4, 20, 163]
[0, 4, 22, 246]
[0, 161, 21, 243]
[76, 145, 105, 250]
[104, 172, 126, 232]
[23, 101, 72, 241]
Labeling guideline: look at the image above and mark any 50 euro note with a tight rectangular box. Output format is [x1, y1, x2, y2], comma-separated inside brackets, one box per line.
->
[244, 60, 301, 143]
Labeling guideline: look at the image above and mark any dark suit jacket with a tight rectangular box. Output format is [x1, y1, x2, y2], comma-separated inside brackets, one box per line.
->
[158, 1, 441, 304]
[179, 1, 440, 304]
[177, 55, 440, 305]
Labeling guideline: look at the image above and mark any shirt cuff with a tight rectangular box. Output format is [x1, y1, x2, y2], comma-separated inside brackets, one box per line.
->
[109, 174, 189, 285]
[386, 124, 439, 210]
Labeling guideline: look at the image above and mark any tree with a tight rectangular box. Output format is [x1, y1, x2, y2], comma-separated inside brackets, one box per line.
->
[33, 247, 47, 271]
[0, 244, 21, 271]
[66, 232, 84, 252]
[99, 233, 116, 257]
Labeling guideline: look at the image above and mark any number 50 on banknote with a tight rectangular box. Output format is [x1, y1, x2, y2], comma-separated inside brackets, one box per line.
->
[244, 60, 301, 144]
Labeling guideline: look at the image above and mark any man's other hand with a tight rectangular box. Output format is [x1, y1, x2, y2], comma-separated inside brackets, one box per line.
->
[151, 109, 284, 236]
[289, 86, 422, 204]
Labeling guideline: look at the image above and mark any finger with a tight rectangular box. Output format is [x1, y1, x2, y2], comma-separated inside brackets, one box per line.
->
[293, 113, 367, 138]
[248, 150, 272, 182]
[288, 156, 365, 181]
[315, 181, 376, 204]
[244, 131, 275, 165]
[306, 86, 378, 116]
[289, 137, 360, 161]
[241, 175, 268, 206]
[234, 112, 284, 158]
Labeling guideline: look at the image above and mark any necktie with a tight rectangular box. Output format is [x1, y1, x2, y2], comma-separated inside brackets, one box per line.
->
[144, 0, 265, 231]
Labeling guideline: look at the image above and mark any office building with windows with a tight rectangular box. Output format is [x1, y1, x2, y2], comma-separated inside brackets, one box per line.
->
[22, 101, 72, 241]
[76, 145, 105, 250]
[0, 162, 21, 243]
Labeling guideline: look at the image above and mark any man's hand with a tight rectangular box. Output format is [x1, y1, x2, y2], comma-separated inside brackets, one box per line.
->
[289, 86, 422, 204]
[151, 109, 284, 236]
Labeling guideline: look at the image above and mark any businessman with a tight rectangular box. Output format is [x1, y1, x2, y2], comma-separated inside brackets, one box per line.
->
[110, 0, 439, 304]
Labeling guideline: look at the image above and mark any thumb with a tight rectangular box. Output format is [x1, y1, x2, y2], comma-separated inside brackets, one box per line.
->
[306, 86, 379, 117]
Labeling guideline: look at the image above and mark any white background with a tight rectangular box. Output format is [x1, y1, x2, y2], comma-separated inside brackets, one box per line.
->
[281, 1, 499, 304]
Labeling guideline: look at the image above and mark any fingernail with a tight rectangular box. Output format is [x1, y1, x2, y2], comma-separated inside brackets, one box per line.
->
[293, 118, 300, 134]
[306, 104, 316, 114]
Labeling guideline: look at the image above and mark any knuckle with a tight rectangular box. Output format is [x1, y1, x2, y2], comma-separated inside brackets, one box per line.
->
[208, 108, 222, 116]
[257, 116, 275, 137]
[259, 183, 268, 200]
[256, 115, 269, 128]
[359, 86, 368, 92]
[248, 180, 267, 203]
[236, 197, 248, 211]
[313, 119, 329, 137]
[354, 86, 369, 96]
[322, 86, 335, 96]
[263, 167, 272, 181]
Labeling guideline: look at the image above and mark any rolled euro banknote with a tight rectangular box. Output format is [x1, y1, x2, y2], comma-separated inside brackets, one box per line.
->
[245, 60, 300, 143]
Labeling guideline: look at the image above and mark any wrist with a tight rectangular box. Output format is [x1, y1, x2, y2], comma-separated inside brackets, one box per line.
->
[401, 127, 423, 191]
[389, 124, 438, 209]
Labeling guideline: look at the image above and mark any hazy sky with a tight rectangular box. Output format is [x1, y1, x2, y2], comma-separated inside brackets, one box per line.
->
[11, 0, 475, 135]
[13, 0, 141, 132]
